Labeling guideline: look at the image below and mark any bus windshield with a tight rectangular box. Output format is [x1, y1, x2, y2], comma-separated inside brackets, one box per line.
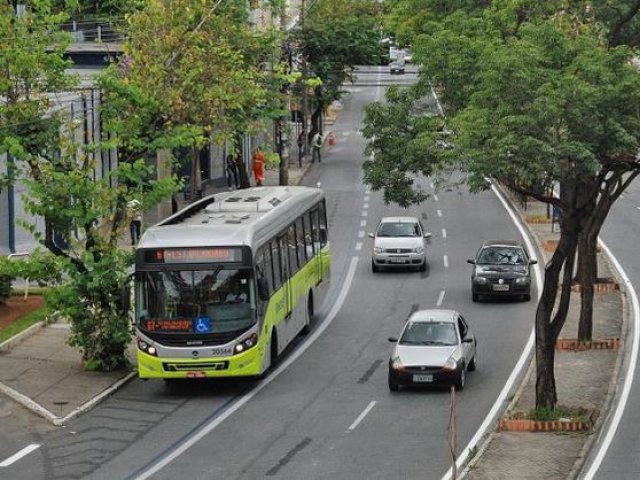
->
[136, 268, 256, 334]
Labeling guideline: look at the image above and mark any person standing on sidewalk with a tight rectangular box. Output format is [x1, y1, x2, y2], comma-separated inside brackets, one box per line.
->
[127, 199, 143, 245]
[311, 131, 323, 163]
[252, 147, 266, 186]
[226, 153, 239, 189]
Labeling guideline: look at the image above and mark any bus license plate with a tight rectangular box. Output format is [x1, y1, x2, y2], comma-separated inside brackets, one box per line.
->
[413, 374, 433, 383]
[187, 371, 207, 378]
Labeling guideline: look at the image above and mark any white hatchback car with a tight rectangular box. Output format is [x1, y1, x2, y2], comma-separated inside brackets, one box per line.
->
[369, 216, 430, 272]
[388, 309, 477, 391]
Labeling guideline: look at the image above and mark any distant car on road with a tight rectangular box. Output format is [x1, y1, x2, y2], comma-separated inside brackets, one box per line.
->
[388, 309, 477, 391]
[389, 59, 405, 74]
[467, 240, 537, 302]
[369, 216, 431, 272]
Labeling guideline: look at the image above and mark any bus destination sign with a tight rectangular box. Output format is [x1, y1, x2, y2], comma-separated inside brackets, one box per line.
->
[144, 319, 193, 332]
[144, 247, 243, 264]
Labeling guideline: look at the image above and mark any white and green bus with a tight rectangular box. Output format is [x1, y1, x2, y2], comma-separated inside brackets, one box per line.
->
[134, 186, 330, 380]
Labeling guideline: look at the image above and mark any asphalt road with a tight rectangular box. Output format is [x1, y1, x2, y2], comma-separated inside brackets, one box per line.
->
[1, 66, 537, 480]
[582, 177, 640, 480]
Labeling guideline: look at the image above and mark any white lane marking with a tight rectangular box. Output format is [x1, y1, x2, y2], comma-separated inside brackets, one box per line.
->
[430, 182, 435, 189]
[582, 240, 639, 479]
[448, 181, 542, 480]
[442, 229, 447, 239]
[363, 203, 369, 209]
[0, 444, 40, 467]
[355, 242, 363, 251]
[437, 209, 442, 217]
[358, 231, 365, 238]
[361, 211, 368, 217]
[134, 257, 361, 480]
[436, 290, 445, 307]
[364, 195, 370, 202]
[434, 194, 439, 201]
[360, 220, 367, 227]
[443, 255, 449, 268]
[347, 401, 377, 432]
[636, 206, 640, 211]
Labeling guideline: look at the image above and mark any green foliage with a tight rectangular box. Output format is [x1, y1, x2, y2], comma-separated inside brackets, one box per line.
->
[293, 0, 383, 110]
[0, 257, 13, 304]
[528, 405, 588, 421]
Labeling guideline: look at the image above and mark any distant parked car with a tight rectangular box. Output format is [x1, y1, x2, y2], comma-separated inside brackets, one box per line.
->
[369, 216, 431, 272]
[467, 240, 537, 302]
[388, 309, 477, 391]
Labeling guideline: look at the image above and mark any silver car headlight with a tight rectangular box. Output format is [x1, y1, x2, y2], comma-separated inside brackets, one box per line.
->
[515, 277, 530, 285]
[442, 356, 458, 372]
[373, 247, 384, 254]
[474, 276, 488, 284]
[413, 246, 424, 254]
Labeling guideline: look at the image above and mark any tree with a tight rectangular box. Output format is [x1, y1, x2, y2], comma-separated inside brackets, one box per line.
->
[292, 0, 383, 134]
[121, 0, 285, 191]
[364, 0, 640, 409]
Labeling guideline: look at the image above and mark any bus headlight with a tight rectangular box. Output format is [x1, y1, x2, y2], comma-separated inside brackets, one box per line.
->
[234, 333, 258, 354]
[138, 337, 157, 356]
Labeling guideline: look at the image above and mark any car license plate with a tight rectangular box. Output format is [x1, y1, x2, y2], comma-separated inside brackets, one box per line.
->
[413, 374, 433, 383]
[493, 284, 510, 291]
[389, 258, 407, 264]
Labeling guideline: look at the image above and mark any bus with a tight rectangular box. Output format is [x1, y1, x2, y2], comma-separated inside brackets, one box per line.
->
[133, 186, 330, 380]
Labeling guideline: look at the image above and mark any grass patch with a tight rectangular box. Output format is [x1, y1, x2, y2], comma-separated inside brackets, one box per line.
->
[0, 307, 50, 344]
[528, 405, 589, 421]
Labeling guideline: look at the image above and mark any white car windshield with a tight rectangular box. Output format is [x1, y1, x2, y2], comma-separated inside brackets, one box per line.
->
[400, 321, 457, 346]
[377, 222, 420, 237]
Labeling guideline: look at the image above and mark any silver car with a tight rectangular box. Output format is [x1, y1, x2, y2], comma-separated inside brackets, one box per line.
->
[369, 216, 431, 272]
[388, 309, 477, 391]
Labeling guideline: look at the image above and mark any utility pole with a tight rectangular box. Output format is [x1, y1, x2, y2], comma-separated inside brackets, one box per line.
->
[300, 0, 309, 163]
[278, 3, 290, 186]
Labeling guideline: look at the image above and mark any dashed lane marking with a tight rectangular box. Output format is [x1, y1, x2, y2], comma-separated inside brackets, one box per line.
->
[363, 203, 369, 209]
[347, 401, 377, 432]
[360, 220, 367, 227]
[444, 255, 449, 268]
[434, 194, 439, 201]
[442, 229, 447, 239]
[0, 444, 40, 467]
[355, 242, 363, 251]
[358, 231, 365, 238]
[437, 209, 442, 217]
[436, 290, 445, 307]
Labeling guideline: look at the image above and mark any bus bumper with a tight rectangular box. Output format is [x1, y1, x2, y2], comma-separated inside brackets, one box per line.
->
[137, 347, 263, 379]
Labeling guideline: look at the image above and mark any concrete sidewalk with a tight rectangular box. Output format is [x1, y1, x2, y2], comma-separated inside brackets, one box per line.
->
[0, 158, 314, 426]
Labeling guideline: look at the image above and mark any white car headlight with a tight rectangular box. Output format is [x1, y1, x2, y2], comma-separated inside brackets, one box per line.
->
[515, 277, 530, 285]
[442, 356, 458, 372]
[373, 247, 384, 254]
[474, 276, 488, 284]
[414, 246, 424, 254]
[390, 356, 405, 371]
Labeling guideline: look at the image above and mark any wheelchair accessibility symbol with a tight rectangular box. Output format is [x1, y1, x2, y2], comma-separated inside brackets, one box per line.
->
[193, 316, 212, 334]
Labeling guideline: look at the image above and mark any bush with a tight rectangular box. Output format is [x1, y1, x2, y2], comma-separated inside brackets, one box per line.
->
[0, 257, 14, 305]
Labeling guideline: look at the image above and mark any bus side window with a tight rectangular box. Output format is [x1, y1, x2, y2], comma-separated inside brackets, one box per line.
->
[271, 240, 282, 289]
[288, 224, 299, 276]
[255, 247, 271, 297]
[303, 212, 314, 258]
[296, 217, 306, 265]
[319, 200, 328, 247]
[311, 208, 320, 252]
[263, 243, 274, 294]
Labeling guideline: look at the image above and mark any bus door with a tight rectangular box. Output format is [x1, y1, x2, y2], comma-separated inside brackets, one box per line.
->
[311, 208, 324, 283]
[278, 234, 292, 317]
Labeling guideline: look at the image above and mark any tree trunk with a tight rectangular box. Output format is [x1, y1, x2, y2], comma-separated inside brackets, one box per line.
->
[576, 229, 597, 341]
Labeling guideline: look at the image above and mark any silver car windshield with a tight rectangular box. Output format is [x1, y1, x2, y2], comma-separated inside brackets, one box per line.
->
[400, 321, 457, 346]
[136, 268, 255, 333]
[477, 247, 526, 265]
[377, 222, 420, 237]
